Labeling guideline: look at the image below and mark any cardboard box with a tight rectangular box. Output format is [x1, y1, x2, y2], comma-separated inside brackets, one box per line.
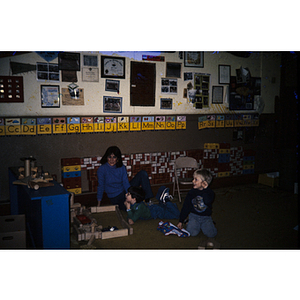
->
[0, 215, 26, 249]
[258, 173, 279, 188]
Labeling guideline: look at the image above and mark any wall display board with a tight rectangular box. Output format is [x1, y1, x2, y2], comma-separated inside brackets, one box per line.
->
[0, 76, 24, 103]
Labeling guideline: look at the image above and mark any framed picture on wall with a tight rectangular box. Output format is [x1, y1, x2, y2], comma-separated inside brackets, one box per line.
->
[103, 96, 122, 113]
[160, 98, 173, 109]
[218, 65, 231, 84]
[101, 56, 125, 79]
[41, 85, 60, 108]
[105, 79, 120, 93]
[184, 52, 204, 68]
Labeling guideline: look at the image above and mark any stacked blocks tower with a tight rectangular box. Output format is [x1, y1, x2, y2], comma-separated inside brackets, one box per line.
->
[61, 157, 82, 194]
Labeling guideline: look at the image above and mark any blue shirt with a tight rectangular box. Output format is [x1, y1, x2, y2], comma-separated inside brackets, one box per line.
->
[97, 163, 131, 200]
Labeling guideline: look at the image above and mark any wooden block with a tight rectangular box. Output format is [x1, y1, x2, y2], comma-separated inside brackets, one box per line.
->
[101, 228, 128, 240]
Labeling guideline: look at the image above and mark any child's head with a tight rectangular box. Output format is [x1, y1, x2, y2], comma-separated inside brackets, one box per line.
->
[193, 169, 213, 190]
[126, 186, 145, 204]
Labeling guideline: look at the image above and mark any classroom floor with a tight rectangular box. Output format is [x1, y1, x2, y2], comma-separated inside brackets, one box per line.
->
[70, 183, 299, 250]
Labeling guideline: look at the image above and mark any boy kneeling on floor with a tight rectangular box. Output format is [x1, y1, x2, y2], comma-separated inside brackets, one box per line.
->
[124, 186, 180, 224]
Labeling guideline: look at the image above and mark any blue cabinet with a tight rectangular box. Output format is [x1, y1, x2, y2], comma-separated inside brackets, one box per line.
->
[9, 168, 70, 249]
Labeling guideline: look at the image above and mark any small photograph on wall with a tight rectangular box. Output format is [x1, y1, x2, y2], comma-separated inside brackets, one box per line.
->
[105, 79, 120, 93]
[161, 78, 177, 94]
[103, 96, 122, 113]
[160, 98, 173, 109]
[184, 72, 193, 81]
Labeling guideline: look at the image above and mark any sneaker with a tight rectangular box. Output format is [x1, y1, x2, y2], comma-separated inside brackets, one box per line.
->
[156, 186, 173, 204]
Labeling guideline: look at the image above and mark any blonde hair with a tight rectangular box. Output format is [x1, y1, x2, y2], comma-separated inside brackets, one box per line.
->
[193, 169, 213, 185]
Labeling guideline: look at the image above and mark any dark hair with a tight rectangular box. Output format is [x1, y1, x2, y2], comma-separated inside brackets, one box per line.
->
[128, 186, 145, 203]
[100, 146, 123, 168]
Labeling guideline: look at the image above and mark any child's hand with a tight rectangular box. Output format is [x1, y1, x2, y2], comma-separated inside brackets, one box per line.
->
[124, 201, 130, 210]
[177, 222, 183, 229]
[128, 218, 134, 225]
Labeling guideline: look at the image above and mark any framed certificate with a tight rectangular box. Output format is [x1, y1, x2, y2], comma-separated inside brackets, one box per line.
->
[218, 65, 231, 84]
[101, 56, 125, 79]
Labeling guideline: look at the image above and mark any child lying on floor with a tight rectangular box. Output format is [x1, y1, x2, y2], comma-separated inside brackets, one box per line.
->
[124, 186, 180, 224]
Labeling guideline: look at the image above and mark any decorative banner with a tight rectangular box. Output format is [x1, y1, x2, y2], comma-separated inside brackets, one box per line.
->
[5, 118, 21, 135]
[130, 116, 141, 131]
[176, 116, 186, 129]
[117, 116, 129, 132]
[81, 117, 94, 133]
[21, 118, 36, 135]
[234, 115, 244, 127]
[37, 118, 52, 134]
[216, 115, 225, 128]
[105, 117, 117, 132]
[165, 116, 176, 130]
[142, 116, 155, 131]
[155, 116, 166, 130]
[52, 117, 67, 134]
[0, 118, 5, 136]
[67, 117, 81, 133]
[94, 117, 105, 132]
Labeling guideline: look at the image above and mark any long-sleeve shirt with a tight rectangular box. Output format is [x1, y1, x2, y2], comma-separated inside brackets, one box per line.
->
[127, 202, 152, 223]
[97, 163, 131, 200]
[179, 187, 215, 223]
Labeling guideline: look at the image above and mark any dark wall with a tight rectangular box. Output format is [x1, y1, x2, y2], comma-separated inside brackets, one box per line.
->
[0, 113, 278, 201]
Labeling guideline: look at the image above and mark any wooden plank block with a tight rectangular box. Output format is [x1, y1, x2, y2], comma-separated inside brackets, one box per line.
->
[115, 206, 133, 235]
[96, 205, 117, 213]
[101, 228, 128, 240]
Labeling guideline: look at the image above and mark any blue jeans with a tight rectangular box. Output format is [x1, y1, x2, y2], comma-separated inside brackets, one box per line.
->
[149, 202, 180, 220]
[110, 170, 154, 210]
[186, 213, 217, 238]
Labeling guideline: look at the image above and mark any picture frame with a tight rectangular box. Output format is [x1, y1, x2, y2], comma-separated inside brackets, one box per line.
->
[101, 56, 125, 79]
[58, 52, 80, 71]
[160, 98, 173, 109]
[37, 62, 59, 81]
[103, 96, 122, 113]
[41, 85, 60, 108]
[184, 52, 204, 68]
[218, 65, 231, 84]
[105, 79, 120, 93]
[212, 86, 224, 104]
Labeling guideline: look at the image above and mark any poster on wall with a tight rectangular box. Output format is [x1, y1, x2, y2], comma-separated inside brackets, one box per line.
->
[41, 85, 60, 108]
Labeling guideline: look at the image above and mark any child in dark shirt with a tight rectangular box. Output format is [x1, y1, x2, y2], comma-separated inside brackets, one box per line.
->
[124, 186, 180, 224]
[177, 169, 217, 238]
